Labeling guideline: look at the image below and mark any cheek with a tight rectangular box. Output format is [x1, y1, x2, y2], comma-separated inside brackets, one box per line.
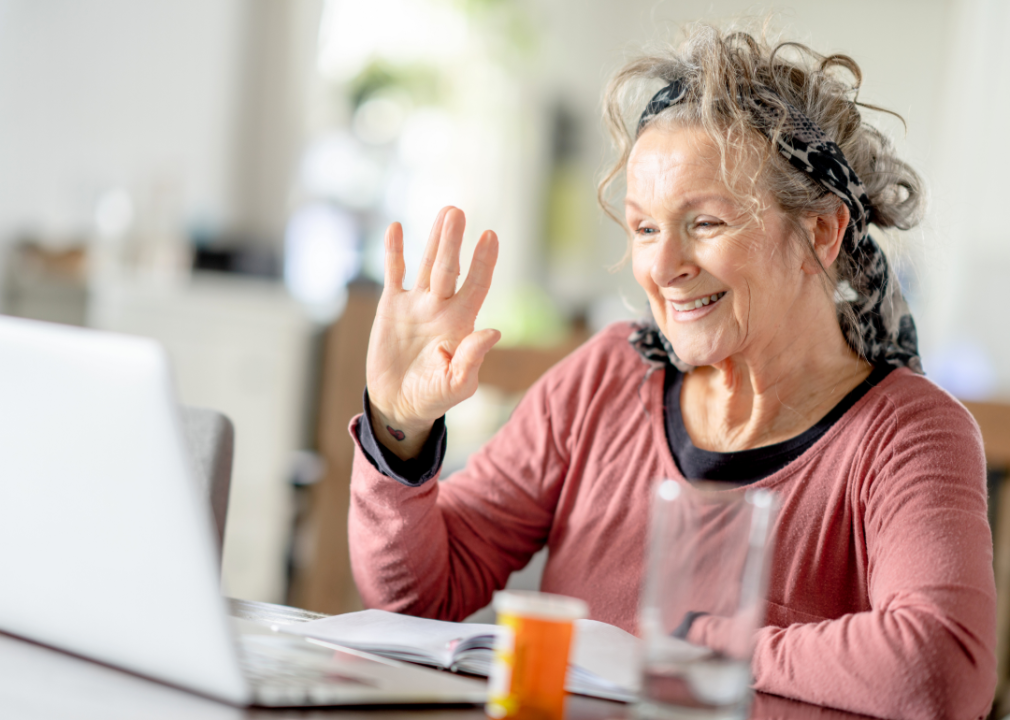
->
[631, 246, 655, 289]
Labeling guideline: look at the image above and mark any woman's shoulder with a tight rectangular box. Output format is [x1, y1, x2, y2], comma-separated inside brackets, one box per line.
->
[494, 322, 656, 452]
[522, 321, 655, 414]
[869, 367, 980, 433]
[848, 367, 985, 478]
[541, 321, 651, 383]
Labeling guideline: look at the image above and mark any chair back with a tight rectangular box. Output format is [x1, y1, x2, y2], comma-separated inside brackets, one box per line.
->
[962, 400, 1010, 714]
[179, 406, 234, 555]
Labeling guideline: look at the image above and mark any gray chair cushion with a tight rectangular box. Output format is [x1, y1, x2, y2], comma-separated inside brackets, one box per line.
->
[178, 406, 234, 554]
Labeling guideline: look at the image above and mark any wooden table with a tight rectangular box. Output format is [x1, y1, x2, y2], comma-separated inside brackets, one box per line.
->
[0, 599, 874, 719]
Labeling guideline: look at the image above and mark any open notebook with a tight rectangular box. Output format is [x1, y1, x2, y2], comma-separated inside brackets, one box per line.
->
[282, 609, 641, 702]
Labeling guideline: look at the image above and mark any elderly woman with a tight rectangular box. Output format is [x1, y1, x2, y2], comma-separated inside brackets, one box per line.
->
[347, 26, 996, 719]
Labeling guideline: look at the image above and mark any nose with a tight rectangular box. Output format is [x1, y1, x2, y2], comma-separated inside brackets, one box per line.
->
[651, 234, 699, 287]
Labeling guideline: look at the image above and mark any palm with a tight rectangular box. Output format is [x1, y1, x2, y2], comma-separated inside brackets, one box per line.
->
[366, 207, 500, 446]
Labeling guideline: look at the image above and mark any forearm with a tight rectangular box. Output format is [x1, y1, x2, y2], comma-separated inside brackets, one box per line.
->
[347, 439, 455, 616]
[750, 599, 995, 720]
[743, 389, 997, 719]
[347, 397, 561, 620]
[347, 453, 535, 620]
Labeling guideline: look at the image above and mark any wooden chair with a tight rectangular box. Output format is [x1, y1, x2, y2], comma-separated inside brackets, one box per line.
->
[961, 400, 1010, 716]
[476, 326, 589, 395]
[288, 281, 380, 615]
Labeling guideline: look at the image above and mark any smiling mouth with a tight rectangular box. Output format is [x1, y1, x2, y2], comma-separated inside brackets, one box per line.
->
[671, 291, 726, 312]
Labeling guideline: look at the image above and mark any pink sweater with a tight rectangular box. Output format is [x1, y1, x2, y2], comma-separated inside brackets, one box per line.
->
[348, 323, 996, 719]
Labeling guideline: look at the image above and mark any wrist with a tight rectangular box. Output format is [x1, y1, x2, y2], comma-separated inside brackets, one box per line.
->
[367, 398, 434, 461]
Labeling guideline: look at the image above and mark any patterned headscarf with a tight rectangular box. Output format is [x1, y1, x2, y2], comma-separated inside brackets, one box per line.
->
[628, 79, 923, 374]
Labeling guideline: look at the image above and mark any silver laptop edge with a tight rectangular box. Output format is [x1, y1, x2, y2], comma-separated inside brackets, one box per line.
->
[0, 316, 485, 707]
[0, 316, 250, 704]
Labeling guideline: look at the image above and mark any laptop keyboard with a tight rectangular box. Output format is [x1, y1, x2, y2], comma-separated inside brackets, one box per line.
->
[238, 635, 377, 706]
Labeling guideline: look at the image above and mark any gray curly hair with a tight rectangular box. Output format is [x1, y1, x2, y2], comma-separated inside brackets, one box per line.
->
[598, 23, 924, 304]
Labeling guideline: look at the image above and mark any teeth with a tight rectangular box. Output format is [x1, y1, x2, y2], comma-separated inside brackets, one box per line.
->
[672, 292, 725, 312]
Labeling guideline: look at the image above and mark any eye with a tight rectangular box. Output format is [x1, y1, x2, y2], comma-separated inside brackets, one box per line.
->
[694, 218, 723, 229]
[633, 223, 660, 240]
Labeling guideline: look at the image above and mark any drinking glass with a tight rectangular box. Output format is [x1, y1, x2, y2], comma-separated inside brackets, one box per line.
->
[637, 479, 778, 720]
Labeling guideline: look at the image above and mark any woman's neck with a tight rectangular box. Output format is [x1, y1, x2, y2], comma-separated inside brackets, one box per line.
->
[679, 310, 873, 453]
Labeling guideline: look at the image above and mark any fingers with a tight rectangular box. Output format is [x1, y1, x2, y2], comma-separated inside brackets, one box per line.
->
[416, 206, 452, 291]
[383, 222, 405, 293]
[429, 208, 466, 299]
[450, 328, 502, 391]
[457, 230, 498, 315]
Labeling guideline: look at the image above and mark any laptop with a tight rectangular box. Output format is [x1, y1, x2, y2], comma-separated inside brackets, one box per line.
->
[0, 314, 486, 707]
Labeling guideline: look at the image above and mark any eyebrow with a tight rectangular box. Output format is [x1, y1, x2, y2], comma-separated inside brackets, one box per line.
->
[624, 194, 738, 212]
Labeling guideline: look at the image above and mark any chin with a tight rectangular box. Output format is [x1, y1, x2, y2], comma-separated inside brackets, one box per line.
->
[664, 336, 730, 369]
[651, 308, 732, 367]
[675, 353, 721, 369]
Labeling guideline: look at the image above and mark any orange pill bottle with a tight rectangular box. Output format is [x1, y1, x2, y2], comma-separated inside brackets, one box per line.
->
[486, 591, 588, 720]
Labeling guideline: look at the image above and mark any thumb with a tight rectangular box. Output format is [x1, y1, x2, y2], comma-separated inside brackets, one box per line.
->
[450, 328, 501, 389]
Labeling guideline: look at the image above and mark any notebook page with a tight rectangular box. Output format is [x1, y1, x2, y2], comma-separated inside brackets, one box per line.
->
[570, 619, 642, 695]
[286, 609, 500, 668]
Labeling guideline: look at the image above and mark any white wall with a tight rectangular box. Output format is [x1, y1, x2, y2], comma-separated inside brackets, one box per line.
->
[0, 0, 247, 242]
[0, 0, 324, 602]
[920, 0, 1010, 394]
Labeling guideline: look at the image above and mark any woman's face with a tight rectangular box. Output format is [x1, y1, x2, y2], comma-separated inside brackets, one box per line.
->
[627, 125, 814, 368]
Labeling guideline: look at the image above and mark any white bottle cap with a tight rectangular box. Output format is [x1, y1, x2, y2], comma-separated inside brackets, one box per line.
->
[492, 590, 588, 622]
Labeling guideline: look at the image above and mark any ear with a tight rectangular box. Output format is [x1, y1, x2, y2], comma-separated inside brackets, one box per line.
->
[801, 202, 849, 275]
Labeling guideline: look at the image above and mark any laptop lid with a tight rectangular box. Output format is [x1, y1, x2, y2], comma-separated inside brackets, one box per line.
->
[0, 316, 250, 705]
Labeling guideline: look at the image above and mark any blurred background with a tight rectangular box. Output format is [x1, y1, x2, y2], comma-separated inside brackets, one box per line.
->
[1, 0, 1007, 613]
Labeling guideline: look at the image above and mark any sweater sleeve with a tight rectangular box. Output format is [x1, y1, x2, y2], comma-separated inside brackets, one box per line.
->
[347, 369, 571, 621]
[748, 394, 997, 720]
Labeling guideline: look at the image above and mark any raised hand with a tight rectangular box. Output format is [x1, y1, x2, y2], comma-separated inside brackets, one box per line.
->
[365, 207, 500, 460]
